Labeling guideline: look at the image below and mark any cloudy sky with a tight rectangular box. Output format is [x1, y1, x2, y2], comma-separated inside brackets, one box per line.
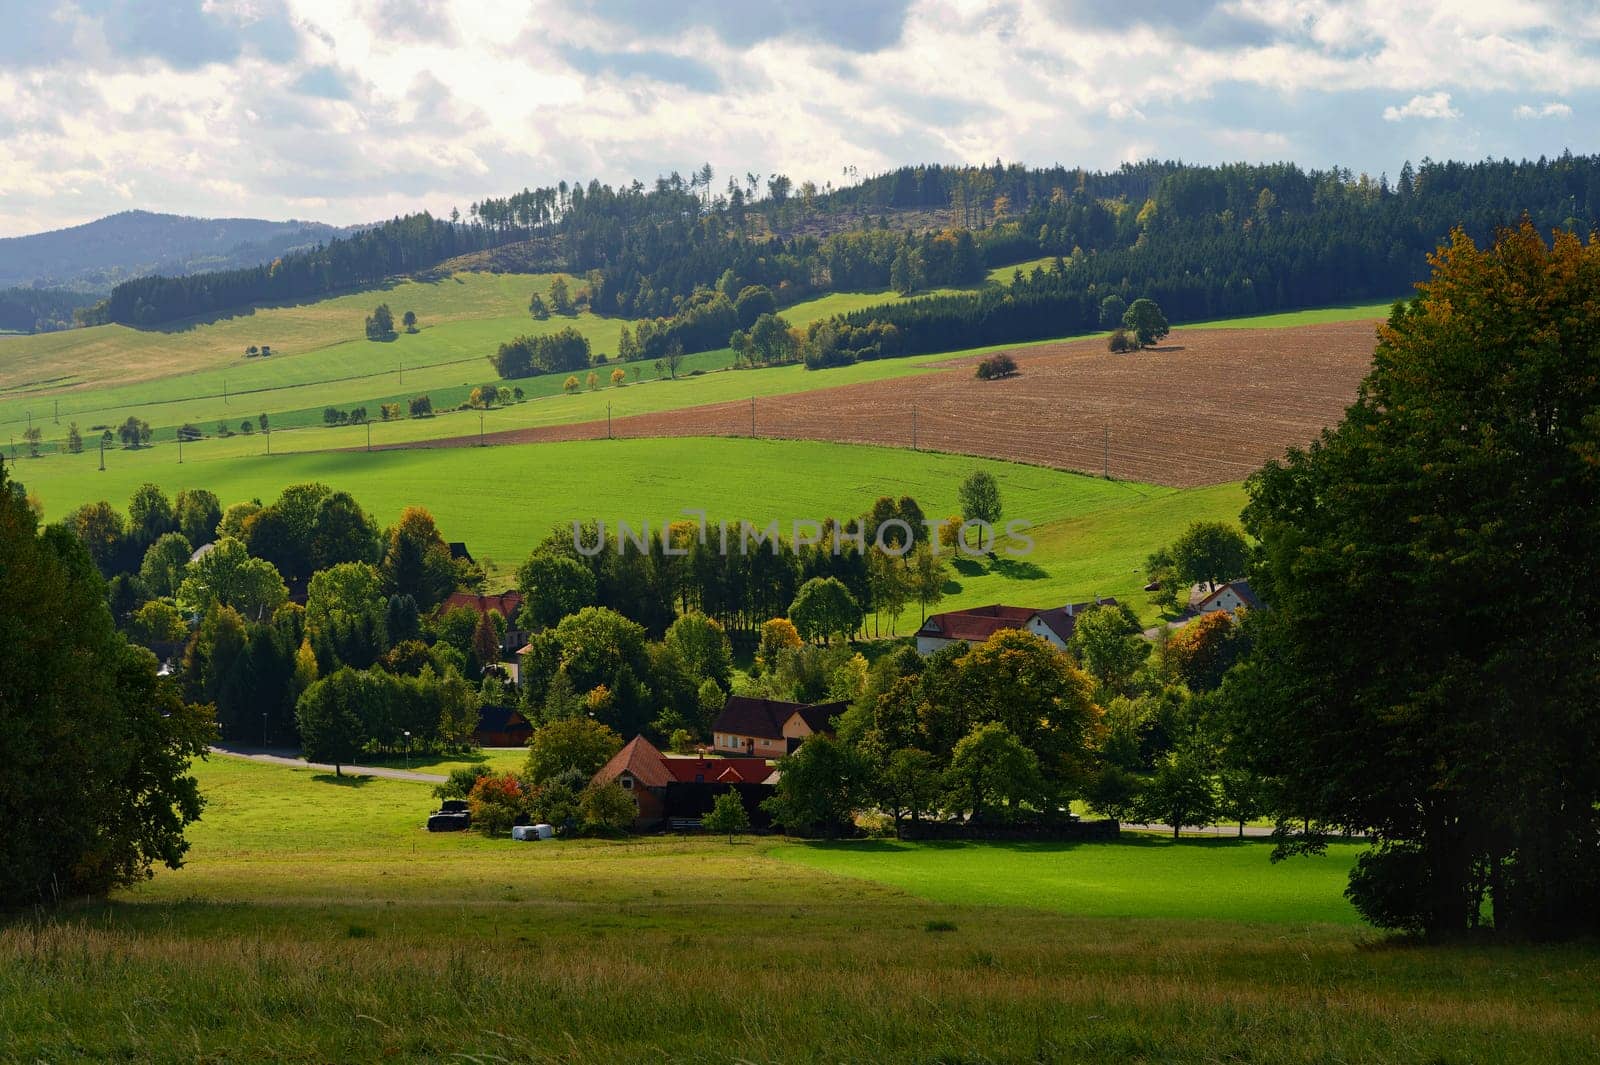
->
[0, 0, 1594, 236]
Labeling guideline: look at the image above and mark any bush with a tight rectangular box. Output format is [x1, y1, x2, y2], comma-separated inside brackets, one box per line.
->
[1345, 844, 1435, 935]
[579, 780, 637, 835]
[702, 790, 750, 841]
[467, 772, 526, 836]
[1108, 329, 1134, 353]
[434, 765, 492, 801]
[975, 353, 1018, 380]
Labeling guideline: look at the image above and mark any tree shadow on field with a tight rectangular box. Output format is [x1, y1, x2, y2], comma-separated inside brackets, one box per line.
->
[990, 557, 1047, 581]
[941, 579, 964, 595]
[312, 773, 371, 788]
[1143, 345, 1186, 353]
[951, 557, 985, 578]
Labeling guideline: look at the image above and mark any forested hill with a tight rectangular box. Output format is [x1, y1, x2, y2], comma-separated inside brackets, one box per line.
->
[0, 210, 351, 292]
[96, 154, 1600, 335]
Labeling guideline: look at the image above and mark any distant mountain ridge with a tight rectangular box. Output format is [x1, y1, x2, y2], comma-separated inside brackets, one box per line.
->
[0, 209, 357, 292]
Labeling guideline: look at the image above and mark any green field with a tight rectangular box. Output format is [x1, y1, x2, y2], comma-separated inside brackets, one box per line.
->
[0, 267, 1393, 465]
[0, 281, 962, 446]
[16, 434, 1244, 604]
[3, 754, 1594, 1062]
[778, 837, 1361, 924]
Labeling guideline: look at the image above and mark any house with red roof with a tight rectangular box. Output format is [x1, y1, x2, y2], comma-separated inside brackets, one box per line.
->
[436, 590, 526, 656]
[913, 599, 1117, 655]
[711, 696, 842, 757]
[592, 735, 778, 831]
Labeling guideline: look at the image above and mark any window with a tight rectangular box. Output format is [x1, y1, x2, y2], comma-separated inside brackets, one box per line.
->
[620, 777, 632, 790]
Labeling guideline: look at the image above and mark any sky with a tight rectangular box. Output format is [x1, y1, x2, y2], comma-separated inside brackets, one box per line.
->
[0, 0, 1596, 237]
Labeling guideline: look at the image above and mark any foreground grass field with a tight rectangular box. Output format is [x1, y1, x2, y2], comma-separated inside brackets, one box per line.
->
[18, 434, 1244, 607]
[3, 756, 1595, 1062]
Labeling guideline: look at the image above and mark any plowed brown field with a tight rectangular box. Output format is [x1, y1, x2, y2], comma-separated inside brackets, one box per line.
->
[380, 320, 1381, 487]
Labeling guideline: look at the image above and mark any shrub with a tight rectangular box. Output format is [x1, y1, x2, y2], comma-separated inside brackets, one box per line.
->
[1108, 329, 1134, 353]
[975, 353, 1018, 380]
[407, 395, 433, 418]
[579, 780, 637, 835]
[701, 790, 750, 842]
[434, 765, 492, 800]
[467, 772, 526, 836]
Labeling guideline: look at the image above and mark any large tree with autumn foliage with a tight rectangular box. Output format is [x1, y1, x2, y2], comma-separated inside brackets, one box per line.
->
[1224, 222, 1600, 938]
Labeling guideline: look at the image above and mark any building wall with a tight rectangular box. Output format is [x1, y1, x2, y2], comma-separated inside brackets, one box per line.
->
[618, 776, 666, 829]
[712, 730, 785, 757]
[1200, 588, 1246, 612]
[916, 635, 960, 655]
[1026, 617, 1068, 648]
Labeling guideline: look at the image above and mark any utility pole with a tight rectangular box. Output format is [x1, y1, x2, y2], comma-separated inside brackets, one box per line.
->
[366, 421, 372, 452]
[478, 412, 484, 447]
[178, 432, 183, 464]
[912, 405, 918, 451]
[1102, 423, 1109, 479]
[399, 357, 403, 385]
[607, 402, 612, 439]
[223, 379, 227, 405]
[99, 435, 106, 471]
[750, 396, 756, 438]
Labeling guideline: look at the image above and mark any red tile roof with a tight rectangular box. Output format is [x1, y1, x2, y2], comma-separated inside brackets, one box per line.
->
[914, 604, 1036, 642]
[662, 757, 774, 784]
[594, 735, 672, 788]
[593, 736, 776, 790]
[437, 590, 523, 619]
[916, 600, 1118, 645]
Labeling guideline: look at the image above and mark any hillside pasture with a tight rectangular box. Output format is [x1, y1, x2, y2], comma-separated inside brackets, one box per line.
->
[18, 435, 1244, 607]
[0, 272, 617, 425]
[2, 755, 1595, 1063]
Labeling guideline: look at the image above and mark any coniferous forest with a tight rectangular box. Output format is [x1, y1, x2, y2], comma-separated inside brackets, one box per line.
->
[92, 156, 1600, 363]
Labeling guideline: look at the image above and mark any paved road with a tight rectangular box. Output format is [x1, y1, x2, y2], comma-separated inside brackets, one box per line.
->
[209, 743, 447, 784]
[1125, 822, 1276, 839]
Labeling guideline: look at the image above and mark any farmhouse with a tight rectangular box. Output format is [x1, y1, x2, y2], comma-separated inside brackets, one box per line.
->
[914, 599, 1118, 655]
[1146, 580, 1265, 638]
[473, 704, 532, 747]
[1189, 580, 1261, 614]
[711, 696, 842, 756]
[592, 735, 777, 831]
[436, 590, 526, 655]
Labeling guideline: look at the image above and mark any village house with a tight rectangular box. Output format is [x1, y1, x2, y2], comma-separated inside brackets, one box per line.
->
[711, 696, 843, 757]
[1189, 580, 1261, 614]
[913, 599, 1118, 655]
[592, 735, 778, 831]
[436, 590, 527, 656]
[1145, 580, 1264, 638]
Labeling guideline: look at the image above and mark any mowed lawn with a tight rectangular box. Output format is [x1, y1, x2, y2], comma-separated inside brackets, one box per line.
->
[3, 756, 1596, 1063]
[776, 837, 1362, 925]
[18, 434, 1245, 605]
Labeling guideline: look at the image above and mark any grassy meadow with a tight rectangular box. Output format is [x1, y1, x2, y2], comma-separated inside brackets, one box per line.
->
[0, 281, 963, 446]
[0, 262, 1394, 465]
[2, 755, 1595, 1062]
[15, 434, 1244, 609]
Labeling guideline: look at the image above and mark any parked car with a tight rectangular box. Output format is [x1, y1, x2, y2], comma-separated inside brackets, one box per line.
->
[426, 799, 471, 832]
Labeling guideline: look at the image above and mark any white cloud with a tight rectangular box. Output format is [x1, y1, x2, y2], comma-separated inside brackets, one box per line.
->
[1513, 101, 1572, 118]
[1383, 92, 1461, 121]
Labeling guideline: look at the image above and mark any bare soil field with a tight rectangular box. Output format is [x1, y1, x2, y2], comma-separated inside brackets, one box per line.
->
[382, 320, 1381, 487]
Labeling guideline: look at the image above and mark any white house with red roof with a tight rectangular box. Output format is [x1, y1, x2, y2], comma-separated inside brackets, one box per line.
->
[913, 599, 1118, 655]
